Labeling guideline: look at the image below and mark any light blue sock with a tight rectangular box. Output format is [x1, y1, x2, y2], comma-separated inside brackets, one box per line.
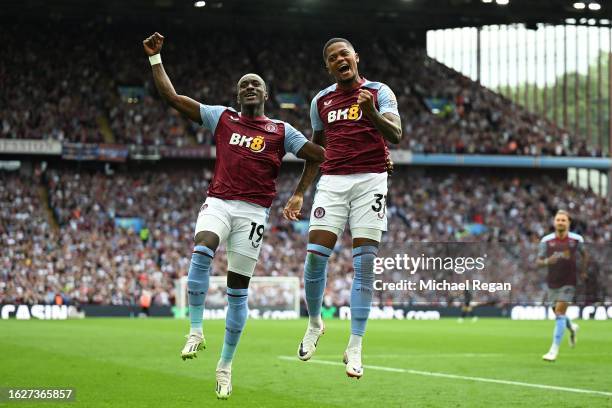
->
[220, 287, 249, 363]
[553, 315, 567, 346]
[187, 245, 214, 330]
[304, 243, 332, 322]
[351, 246, 378, 336]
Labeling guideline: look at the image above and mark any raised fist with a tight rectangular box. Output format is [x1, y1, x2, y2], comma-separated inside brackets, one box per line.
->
[143, 32, 164, 56]
[357, 89, 376, 116]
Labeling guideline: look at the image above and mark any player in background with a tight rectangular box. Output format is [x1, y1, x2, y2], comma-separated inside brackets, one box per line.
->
[139, 288, 152, 317]
[458, 289, 477, 323]
[283, 38, 402, 378]
[537, 210, 588, 362]
[143, 32, 325, 398]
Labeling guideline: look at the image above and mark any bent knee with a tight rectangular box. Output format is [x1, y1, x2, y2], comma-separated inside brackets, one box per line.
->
[194, 231, 220, 250]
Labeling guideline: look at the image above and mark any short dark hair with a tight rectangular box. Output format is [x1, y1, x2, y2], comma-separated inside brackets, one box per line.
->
[322, 37, 354, 61]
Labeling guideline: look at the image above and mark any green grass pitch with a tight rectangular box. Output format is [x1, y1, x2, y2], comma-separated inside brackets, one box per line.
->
[1, 318, 611, 407]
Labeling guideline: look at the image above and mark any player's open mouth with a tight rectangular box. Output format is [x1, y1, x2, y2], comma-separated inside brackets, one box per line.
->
[244, 92, 257, 99]
[338, 64, 350, 74]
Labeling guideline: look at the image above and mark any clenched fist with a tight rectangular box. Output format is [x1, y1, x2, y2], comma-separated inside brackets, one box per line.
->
[357, 89, 376, 116]
[143, 32, 164, 56]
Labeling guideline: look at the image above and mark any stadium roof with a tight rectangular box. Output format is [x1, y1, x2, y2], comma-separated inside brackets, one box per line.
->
[2, 0, 610, 30]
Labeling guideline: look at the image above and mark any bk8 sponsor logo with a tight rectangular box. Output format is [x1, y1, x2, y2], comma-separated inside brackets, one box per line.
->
[229, 133, 266, 152]
[327, 104, 362, 123]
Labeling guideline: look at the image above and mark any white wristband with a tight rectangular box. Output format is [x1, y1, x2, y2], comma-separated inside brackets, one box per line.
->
[149, 54, 162, 66]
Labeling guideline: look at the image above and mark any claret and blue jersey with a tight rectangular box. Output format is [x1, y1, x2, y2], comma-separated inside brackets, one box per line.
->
[199, 104, 308, 208]
[310, 78, 400, 175]
[538, 232, 585, 288]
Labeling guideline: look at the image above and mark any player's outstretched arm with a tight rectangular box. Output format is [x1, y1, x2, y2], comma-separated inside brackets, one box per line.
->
[358, 89, 402, 144]
[143, 32, 202, 124]
[283, 131, 326, 221]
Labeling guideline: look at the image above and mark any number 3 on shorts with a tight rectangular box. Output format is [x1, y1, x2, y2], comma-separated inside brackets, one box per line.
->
[372, 193, 387, 213]
[248, 222, 264, 248]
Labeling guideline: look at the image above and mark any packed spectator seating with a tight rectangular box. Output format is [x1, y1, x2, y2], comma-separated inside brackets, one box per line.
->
[2, 165, 610, 307]
[2, 20, 610, 310]
[1, 171, 55, 304]
[0, 22, 602, 156]
[0, 24, 110, 143]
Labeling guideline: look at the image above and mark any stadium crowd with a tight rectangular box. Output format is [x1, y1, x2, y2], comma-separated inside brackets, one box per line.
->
[2, 165, 610, 308]
[0, 23, 601, 156]
[0, 24, 111, 144]
[1, 22, 609, 310]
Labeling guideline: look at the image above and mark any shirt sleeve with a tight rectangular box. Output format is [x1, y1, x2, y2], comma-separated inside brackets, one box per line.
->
[284, 122, 309, 156]
[310, 96, 324, 132]
[199, 104, 226, 133]
[377, 84, 400, 117]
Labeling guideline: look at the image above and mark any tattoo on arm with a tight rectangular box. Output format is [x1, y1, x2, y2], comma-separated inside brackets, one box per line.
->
[371, 112, 402, 144]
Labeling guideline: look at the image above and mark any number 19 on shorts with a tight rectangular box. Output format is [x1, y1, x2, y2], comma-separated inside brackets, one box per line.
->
[249, 222, 264, 248]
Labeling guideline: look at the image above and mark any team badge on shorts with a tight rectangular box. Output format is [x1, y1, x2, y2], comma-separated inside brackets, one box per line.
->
[264, 123, 278, 133]
[314, 207, 326, 218]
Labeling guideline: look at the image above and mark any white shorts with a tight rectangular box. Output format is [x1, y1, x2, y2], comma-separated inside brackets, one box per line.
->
[194, 197, 269, 277]
[309, 172, 388, 238]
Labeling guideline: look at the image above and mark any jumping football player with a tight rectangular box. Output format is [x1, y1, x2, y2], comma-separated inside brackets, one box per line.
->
[537, 210, 588, 362]
[143, 32, 325, 398]
[283, 38, 402, 378]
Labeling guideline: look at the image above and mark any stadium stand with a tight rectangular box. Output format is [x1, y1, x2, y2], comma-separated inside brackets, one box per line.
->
[2, 164, 610, 306]
[0, 22, 602, 156]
